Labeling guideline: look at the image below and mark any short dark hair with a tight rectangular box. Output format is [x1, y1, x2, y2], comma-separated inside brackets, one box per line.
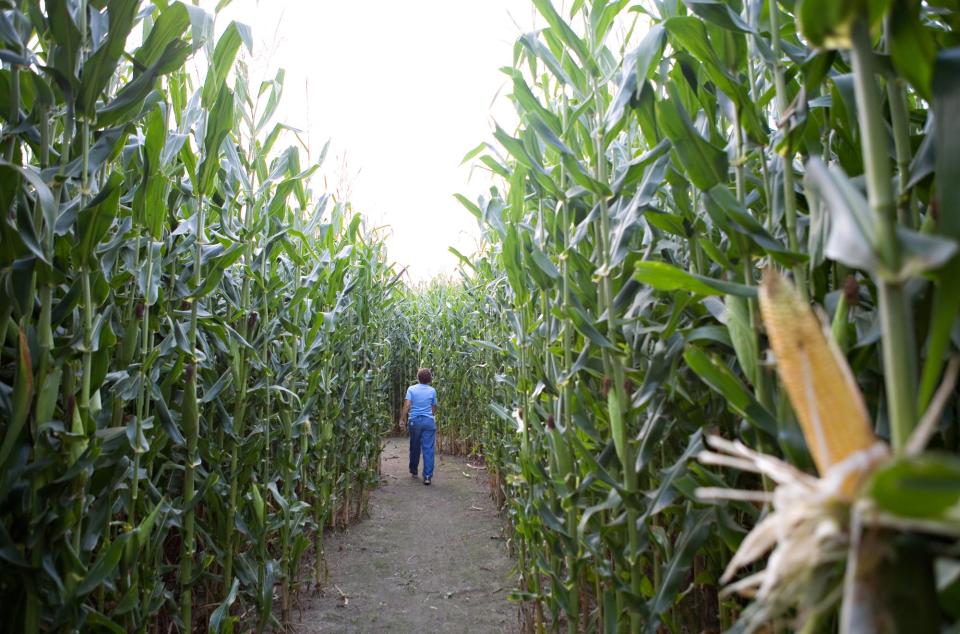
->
[417, 368, 432, 384]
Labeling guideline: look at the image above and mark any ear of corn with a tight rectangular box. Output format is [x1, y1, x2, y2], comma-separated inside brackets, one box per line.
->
[758, 268, 878, 480]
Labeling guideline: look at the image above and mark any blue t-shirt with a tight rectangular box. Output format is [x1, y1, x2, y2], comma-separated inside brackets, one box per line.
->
[405, 384, 437, 422]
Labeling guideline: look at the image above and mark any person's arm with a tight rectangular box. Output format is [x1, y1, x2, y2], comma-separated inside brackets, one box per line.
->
[401, 399, 410, 430]
[431, 390, 438, 419]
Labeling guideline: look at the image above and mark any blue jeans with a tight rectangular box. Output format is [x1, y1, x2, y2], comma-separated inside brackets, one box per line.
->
[408, 416, 436, 478]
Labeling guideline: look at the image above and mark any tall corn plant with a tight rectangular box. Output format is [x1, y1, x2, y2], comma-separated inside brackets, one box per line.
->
[0, 2, 398, 631]
[457, 0, 960, 631]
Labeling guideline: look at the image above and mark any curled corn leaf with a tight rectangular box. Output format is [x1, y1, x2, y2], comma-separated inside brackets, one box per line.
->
[759, 269, 878, 489]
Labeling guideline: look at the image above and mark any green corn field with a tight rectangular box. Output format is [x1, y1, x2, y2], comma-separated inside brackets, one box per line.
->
[2, 0, 960, 632]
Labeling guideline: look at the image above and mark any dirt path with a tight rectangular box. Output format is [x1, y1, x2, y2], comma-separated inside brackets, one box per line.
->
[293, 438, 518, 633]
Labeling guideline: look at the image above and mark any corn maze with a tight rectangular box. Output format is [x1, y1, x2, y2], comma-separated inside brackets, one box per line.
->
[2, 0, 960, 632]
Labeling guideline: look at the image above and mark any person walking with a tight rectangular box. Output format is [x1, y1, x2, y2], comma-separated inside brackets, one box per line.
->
[401, 368, 438, 485]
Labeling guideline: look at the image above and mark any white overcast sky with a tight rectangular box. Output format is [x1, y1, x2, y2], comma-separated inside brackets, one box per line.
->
[201, 1, 538, 281]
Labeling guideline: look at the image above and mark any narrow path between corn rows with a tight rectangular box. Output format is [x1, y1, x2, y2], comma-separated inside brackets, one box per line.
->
[293, 437, 518, 633]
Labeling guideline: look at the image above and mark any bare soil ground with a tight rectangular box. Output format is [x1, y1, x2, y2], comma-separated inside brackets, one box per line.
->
[292, 438, 518, 633]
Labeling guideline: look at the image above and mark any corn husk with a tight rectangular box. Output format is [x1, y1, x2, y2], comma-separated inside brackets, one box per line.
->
[759, 269, 878, 496]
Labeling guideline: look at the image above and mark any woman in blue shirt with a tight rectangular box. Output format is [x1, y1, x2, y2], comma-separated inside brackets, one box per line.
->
[401, 368, 438, 485]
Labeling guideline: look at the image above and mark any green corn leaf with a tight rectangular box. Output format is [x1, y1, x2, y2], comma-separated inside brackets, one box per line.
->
[681, 0, 753, 33]
[136, 500, 165, 552]
[57, 126, 127, 180]
[134, 105, 167, 234]
[642, 431, 705, 522]
[511, 71, 563, 135]
[605, 25, 665, 131]
[633, 261, 757, 297]
[725, 294, 758, 384]
[707, 184, 805, 266]
[646, 508, 713, 625]
[518, 33, 577, 91]
[201, 21, 250, 107]
[77, 0, 138, 118]
[97, 40, 192, 127]
[82, 610, 126, 634]
[191, 243, 244, 299]
[887, 1, 936, 100]
[664, 17, 766, 142]
[47, 0, 81, 90]
[77, 172, 124, 265]
[0, 162, 56, 238]
[136, 3, 192, 70]
[656, 87, 728, 191]
[493, 124, 543, 175]
[198, 88, 235, 196]
[684, 345, 777, 437]
[209, 577, 240, 634]
[565, 304, 615, 350]
[459, 141, 488, 166]
[869, 454, 960, 521]
[530, 0, 592, 71]
[255, 69, 285, 133]
[77, 532, 133, 597]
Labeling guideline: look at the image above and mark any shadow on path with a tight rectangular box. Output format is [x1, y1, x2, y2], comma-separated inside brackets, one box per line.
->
[293, 437, 518, 633]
